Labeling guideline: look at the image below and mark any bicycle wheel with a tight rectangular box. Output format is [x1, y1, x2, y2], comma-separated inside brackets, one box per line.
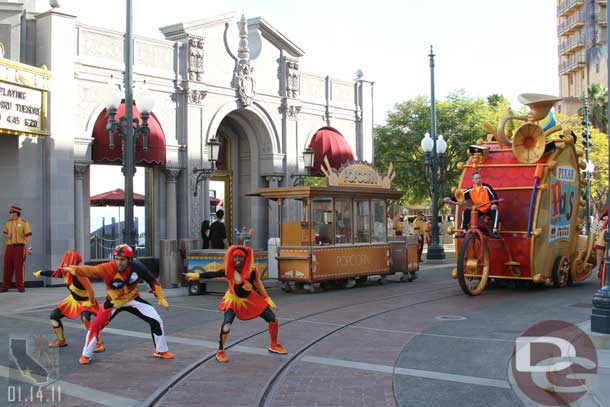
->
[457, 233, 490, 296]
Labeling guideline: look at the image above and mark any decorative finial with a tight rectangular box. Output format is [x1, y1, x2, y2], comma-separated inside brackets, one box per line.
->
[237, 14, 249, 61]
[49, 0, 61, 8]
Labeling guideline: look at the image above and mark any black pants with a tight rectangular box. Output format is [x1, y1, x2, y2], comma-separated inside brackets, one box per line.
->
[462, 208, 498, 231]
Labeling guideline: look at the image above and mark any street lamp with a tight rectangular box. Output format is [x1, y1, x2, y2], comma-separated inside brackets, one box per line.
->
[104, 0, 155, 248]
[193, 135, 221, 197]
[421, 45, 445, 260]
[591, 3, 610, 333]
[293, 147, 315, 186]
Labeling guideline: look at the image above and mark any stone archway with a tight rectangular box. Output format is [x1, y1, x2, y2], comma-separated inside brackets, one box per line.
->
[206, 103, 282, 249]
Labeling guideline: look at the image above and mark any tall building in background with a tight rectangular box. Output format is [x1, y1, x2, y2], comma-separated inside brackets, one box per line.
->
[557, 0, 608, 115]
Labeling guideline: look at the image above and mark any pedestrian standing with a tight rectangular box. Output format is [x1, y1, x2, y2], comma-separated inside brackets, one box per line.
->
[2, 205, 32, 292]
[210, 209, 228, 249]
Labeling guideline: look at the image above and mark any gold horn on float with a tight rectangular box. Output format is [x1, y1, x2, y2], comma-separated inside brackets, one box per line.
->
[496, 93, 563, 164]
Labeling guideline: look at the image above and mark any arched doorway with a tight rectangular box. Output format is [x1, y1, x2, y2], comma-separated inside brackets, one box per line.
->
[207, 106, 279, 249]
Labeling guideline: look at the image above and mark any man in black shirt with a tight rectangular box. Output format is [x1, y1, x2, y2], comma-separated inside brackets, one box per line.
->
[210, 209, 228, 249]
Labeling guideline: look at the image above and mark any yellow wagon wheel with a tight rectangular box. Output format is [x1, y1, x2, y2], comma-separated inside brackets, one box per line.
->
[552, 256, 570, 288]
[457, 233, 490, 296]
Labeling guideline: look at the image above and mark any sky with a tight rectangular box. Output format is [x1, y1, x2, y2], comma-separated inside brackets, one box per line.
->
[47, 0, 559, 124]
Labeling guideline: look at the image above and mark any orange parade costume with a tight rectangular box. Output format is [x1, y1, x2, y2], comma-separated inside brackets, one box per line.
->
[67, 244, 173, 364]
[34, 250, 103, 351]
[186, 245, 287, 362]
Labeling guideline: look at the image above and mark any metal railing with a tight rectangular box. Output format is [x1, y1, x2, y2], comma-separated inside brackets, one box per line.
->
[90, 233, 147, 260]
[559, 52, 586, 73]
[558, 11, 585, 34]
[559, 33, 585, 54]
[557, 0, 584, 17]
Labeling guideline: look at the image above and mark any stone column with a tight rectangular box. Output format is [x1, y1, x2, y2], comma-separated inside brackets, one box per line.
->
[164, 168, 182, 239]
[74, 163, 89, 256]
[203, 178, 210, 222]
[265, 176, 283, 237]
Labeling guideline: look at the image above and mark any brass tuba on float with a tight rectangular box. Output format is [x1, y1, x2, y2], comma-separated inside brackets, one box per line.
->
[496, 93, 562, 164]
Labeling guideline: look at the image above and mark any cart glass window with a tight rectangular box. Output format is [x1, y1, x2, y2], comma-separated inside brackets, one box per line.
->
[372, 200, 386, 242]
[335, 198, 353, 244]
[312, 198, 333, 245]
[354, 200, 370, 243]
[281, 198, 310, 246]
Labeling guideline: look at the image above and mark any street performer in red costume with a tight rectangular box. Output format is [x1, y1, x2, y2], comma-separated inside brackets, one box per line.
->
[184, 245, 287, 363]
[63, 244, 174, 364]
[33, 250, 105, 352]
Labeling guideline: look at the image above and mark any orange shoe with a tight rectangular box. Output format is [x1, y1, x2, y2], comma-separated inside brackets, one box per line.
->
[215, 349, 229, 363]
[153, 351, 175, 359]
[268, 343, 288, 354]
[48, 339, 67, 348]
[79, 356, 90, 365]
[94, 340, 105, 353]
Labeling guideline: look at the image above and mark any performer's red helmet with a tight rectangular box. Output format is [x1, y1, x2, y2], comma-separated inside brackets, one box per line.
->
[113, 244, 134, 260]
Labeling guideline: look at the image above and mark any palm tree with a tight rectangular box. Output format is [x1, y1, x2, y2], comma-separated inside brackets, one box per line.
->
[589, 84, 608, 134]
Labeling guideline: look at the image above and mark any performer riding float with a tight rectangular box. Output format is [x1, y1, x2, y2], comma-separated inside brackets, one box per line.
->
[33, 250, 105, 352]
[63, 244, 174, 364]
[184, 245, 287, 363]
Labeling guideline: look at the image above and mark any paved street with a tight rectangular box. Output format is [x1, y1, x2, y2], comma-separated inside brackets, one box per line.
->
[0, 252, 608, 407]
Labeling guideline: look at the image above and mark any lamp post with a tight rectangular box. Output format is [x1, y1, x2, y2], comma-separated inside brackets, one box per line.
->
[104, 0, 155, 248]
[293, 147, 315, 186]
[591, 3, 610, 333]
[193, 135, 221, 197]
[420, 46, 446, 260]
[581, 99, 593, 235]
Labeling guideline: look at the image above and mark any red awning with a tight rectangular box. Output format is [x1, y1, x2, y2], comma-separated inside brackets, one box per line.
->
[209, 196, 220, 206]
[309, 127, 354, 174]
[90, 188, 145, 207]
[92, 103, 166, 165]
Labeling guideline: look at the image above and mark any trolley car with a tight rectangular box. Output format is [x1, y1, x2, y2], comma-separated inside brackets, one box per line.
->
[448, 94, 594, 295]
[256, 160, 419, 292]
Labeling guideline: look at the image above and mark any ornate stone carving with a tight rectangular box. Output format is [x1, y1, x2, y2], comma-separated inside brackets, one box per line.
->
[278, 99, 302, 120]
[187, 89, 208, 105]
[355, 108, 363, 122]
[74, 163, 89, 180]
[164, 168, 182, 182]
[265, 176, 283, 186]
[286, 59, 300, 98]
[188, 37, 205, 82]
[225, 15, 255, 107]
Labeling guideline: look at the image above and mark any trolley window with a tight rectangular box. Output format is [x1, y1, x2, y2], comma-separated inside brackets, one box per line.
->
[312, 198, 333, 245]
[372, 200, 387, 242]
[335, 198, 353, 244]
[281, 198, 310, 246]
[354, 199, 371, 243]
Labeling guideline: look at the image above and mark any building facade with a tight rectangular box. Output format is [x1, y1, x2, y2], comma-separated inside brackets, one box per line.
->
[557, 0, 608, 114]
[0, 2, 374, 281]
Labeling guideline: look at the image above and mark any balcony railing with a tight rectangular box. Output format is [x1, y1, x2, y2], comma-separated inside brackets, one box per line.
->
[558, 0, 584, 17]
[599, 12, 607, 26]
[559, 53, 586, 74]
[559, 33, 586, 54]
[558, 11, 585, 34]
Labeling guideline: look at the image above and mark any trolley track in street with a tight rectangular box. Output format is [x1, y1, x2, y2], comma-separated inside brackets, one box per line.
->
[146, 280, 459, 406]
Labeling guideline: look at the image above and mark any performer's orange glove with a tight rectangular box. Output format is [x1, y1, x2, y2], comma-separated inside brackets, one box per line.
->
[158, 298, 169, 310]
[265, 297, 277, 309]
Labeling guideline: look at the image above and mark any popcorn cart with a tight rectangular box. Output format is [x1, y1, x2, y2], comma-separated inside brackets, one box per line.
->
[256, 159, 419, 293]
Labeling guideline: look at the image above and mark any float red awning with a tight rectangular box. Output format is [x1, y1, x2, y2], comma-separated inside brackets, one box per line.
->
[92, 103, 166, 165]
[309, 127, 354, 175]
[90, 188, 145, 207]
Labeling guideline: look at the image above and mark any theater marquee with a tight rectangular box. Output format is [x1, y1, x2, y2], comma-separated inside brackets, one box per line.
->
[0, 58, 50, 137]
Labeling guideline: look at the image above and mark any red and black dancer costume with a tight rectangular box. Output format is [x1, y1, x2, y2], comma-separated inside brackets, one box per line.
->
[65, 244, 174, 364]
[186, 245, 287, 363]
[33, 250, 105, 352]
